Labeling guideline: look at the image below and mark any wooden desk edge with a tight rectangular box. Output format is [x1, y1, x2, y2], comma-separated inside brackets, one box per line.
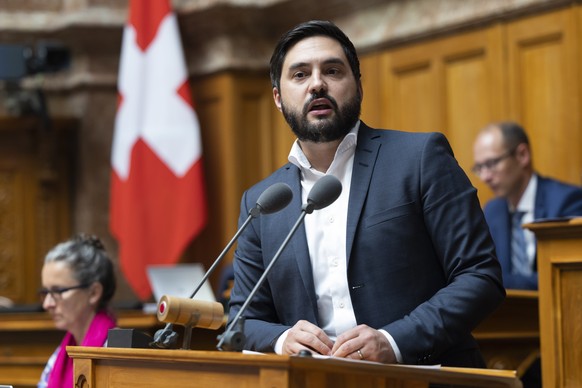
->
[0, 310, 160, 331]
[504, 289, 538, 299]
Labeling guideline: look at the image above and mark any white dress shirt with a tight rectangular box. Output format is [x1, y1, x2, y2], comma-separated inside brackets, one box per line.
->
[293, 125, 356, 339]
[274, 121, 402, 362]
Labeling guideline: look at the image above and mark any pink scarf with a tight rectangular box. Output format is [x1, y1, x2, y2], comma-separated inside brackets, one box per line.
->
[47, 310, 116, 388]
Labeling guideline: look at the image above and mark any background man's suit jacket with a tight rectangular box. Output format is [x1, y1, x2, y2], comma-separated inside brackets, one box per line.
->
[484, 175, 582, 290]
[229, 122, 505, 366]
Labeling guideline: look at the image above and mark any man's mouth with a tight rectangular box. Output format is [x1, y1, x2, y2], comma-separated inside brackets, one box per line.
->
[308, 98, 333, 114]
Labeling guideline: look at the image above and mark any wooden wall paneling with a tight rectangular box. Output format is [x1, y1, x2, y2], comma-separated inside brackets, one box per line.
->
[379, 26, 508, 206]
[577, 3, 582, 185]
[359, 52, 383, 129]
[377, 52, 392, 130]
[188, 74, 239, 282]
[506, 7, 582, 186]
[189, 73, 286, 281]
[234, 75, 279, 188]
[439, 26, 507, 206]
[34, 123, 76, 302]
[380, 40, 444, 134]
[0, 118, 75, 304]
[269, 104, 295, 171]
[0, 146, 34, 304]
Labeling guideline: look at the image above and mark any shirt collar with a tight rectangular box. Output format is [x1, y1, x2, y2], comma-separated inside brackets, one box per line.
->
[515, 174, 538, 214]
[288, 121, 360, 171]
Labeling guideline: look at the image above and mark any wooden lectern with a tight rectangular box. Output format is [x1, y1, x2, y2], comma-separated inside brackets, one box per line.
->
[69, 347, 521, 388]
[525, 218, 582, 388]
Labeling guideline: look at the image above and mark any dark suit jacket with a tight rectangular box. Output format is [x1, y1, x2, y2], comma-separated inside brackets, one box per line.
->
[229, 123, 505, 366]
[483, 175, 582, 290]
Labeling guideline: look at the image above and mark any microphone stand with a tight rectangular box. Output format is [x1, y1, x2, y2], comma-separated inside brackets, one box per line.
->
[152, 210, 260, 350]
[217, 209, 307, 351]
[217, 175, 342, 351]
[151, 182, 292, 349]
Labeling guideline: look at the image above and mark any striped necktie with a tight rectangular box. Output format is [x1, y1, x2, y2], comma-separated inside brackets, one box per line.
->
[511, 211, 530, 275]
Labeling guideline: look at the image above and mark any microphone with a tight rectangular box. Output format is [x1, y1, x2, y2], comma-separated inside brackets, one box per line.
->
[151, 182, 293, 349]
[217, 174, 342, 351]
[156, 295, 224, 328]
[302, 174, 343, 214]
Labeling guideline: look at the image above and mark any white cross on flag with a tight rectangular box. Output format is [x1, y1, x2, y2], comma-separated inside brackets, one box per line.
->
[110, 0, 207, 300]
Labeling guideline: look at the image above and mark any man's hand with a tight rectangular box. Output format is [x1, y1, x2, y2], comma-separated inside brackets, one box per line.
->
[282, 320, 334, 356]
[331, 324, 397, 363]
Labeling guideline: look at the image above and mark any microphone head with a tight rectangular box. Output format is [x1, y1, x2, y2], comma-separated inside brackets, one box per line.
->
[255, 182, 293, 215]
[305, 175, 342, 213]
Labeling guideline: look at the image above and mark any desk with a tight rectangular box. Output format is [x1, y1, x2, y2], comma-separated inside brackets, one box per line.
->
[1, 291, 539, 388]
[473, 289, 540, 375]
[70, 347, 522, 388]
[0, 310, 161, 388]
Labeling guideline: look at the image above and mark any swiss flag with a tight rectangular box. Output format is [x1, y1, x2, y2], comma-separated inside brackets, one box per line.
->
[110, 0, 207, 301]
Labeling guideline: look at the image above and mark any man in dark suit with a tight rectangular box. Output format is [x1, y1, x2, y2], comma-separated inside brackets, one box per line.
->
[228, 20, 505, 366]
[473, 121, 582, 290]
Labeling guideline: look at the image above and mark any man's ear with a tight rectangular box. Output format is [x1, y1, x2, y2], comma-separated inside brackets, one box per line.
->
[515, 143, 531, 167]
[273, 87, 283, 112]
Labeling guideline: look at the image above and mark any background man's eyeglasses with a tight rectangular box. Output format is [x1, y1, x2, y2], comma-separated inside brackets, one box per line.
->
[471, 150, 515, 175]
[38, 284, 89, 302]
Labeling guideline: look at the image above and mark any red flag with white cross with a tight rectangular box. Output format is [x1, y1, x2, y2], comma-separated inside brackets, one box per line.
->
[110, 0, 207, 300]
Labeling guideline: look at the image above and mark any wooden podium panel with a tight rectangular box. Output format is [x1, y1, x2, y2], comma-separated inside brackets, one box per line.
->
[526, 218, 582, 388]
[69, 347, 522, 388]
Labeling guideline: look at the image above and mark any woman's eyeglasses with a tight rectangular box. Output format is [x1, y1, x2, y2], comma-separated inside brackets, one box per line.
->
[38, 284, 90, 302]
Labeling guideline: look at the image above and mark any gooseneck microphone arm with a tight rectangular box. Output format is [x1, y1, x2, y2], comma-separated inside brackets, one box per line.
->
[150, 182, 293, 349]
[151, 215, 257, 349]
[186, 214, 251, 301]
[217, 209, 306, 351]
[217, 175, 342, 351]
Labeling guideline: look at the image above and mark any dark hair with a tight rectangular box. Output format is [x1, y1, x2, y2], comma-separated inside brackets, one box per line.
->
[44, 233, 116, 311]
[269, 20, 361, 90]
[496, 121, 530, 151]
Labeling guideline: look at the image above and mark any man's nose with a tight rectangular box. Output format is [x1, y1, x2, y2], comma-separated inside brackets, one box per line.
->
[309, 71, 326, 94]
[479, 168, 494, 183]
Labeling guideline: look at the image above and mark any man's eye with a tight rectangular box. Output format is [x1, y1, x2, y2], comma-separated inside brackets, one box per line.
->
[293, 72, 306, 79]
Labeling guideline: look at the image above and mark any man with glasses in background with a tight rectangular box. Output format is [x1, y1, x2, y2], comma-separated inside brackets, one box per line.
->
[472, 121, 582, 290]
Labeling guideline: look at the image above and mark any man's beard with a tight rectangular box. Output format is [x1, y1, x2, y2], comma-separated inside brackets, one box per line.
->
[281, 91, 362, 143]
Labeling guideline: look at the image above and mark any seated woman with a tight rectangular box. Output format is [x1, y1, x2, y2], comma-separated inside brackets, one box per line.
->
[37, 234, 117, 388]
